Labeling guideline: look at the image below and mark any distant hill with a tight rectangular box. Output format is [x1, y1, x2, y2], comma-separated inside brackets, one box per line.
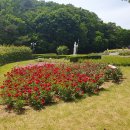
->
[0, 0, 130, 53]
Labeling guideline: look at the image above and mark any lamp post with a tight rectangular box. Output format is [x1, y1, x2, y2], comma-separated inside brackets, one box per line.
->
[31, 42, 37, 53]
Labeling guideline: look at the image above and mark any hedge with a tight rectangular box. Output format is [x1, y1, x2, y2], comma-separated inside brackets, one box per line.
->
[0, 45, 32, 65]
[68, 54, 101, 62]
[33, 54, 101, 62]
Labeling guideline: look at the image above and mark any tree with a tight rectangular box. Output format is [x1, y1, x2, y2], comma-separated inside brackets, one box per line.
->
[56, 45, 69, 55]
[93, 31, 108, 52]
[0, 0, 129, 53]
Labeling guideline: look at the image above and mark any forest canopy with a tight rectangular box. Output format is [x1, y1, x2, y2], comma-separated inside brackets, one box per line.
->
[0, 0, 130, 53]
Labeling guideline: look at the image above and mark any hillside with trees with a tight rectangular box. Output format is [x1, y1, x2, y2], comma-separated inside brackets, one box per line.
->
[0, 0, 130, 53]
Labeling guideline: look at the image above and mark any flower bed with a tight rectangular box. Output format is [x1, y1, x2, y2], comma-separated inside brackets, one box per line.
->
[0, 62, 122, 112]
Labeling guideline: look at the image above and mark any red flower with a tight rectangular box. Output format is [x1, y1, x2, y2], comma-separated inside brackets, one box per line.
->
[1, 62, 112, 111]
[7, 93, 11, 97]
[76, 88, 81, 92]
[46, 87, 51, 91]
[0, 86, 4, 89]
[27, 89, 32, 94]
[34, 87, 39, 92]
[41, 98, 45, 105]
[35, 79, 40, 84]
[14, 93, 19, 97]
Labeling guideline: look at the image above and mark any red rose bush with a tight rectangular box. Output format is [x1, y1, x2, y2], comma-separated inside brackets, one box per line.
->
[0, 62, 122, 111]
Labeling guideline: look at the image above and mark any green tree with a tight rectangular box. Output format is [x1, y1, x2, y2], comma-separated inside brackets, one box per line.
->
[0, 0, 129, 53]
[57, 45, 69, 55]
[93, 31, 108, 52]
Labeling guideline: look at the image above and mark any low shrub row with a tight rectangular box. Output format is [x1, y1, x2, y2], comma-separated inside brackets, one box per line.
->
[0, 45, 32, 65]
[0, 62, 122, 112]
[69, 54, 101, 62]
[35, 58, 70, 64]
[33, 54, 67, 59]
[33, 54, 101, 62]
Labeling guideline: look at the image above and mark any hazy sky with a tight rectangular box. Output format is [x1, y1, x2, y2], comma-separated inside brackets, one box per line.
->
[45, 0, 130, 29]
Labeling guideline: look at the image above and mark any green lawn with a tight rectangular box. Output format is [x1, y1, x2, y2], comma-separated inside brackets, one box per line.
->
[0, 60, 130, 130]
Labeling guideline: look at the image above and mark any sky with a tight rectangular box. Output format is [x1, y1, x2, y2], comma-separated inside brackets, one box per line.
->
[45, 0, 130, 29]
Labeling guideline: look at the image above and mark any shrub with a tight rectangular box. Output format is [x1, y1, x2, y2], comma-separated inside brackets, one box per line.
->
[33, 54, 67, 59]
[105, 66, 123, 82]
[56, 45, 69, 55]
[35, 58, 70, 64]
[0, 62, 122, 112]
[69, 54, 101, 62]
[33, 54, 101, 62]
[0, 45, 32, 65]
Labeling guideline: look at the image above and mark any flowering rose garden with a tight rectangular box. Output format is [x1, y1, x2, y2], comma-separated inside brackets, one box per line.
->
[0, 62, 122, 112]
[0, 0, 130, 128]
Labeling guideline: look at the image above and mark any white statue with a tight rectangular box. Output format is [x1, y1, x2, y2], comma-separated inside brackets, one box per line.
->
[73, 42, 78, 55]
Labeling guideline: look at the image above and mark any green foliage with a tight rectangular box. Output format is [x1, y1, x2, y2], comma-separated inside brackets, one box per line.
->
[33, 54, 67, 59]
[33, 53, 101, 62]
[69, 54, 101, 62]
[56, 45, 69, 55]
[13, 100, 25, 112]
[0, 45, 32, 65]
[0, 0, 130, 53]
[105, 67, 123, 83]
[0, 62, 123, 111]
[34, 53, 130, 66]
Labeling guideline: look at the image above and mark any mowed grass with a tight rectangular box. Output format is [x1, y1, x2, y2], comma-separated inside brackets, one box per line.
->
[0, 60, 130, 130]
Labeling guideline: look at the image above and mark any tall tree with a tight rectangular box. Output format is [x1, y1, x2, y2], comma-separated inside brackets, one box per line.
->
[0, 0, 130, 53]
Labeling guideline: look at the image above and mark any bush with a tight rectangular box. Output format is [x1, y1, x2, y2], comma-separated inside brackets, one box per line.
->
[33, 54, 101, 62]
[105, 66, 123, 82]
[56, 45, 69, 55]
[0, 62, 122, 112]
[0, 45, 32, 65]
[35, 58, 70, 64]
[33, 54, 67, 59]
[68, 54, 101, 62]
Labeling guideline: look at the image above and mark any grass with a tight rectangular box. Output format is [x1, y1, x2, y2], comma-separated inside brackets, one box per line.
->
[103, 48, 129, 53]
[33, 54, 130, 66]
[102, 56, 130, 66]
[0, 60, 130, 130]
[81, 55, 130, 66]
